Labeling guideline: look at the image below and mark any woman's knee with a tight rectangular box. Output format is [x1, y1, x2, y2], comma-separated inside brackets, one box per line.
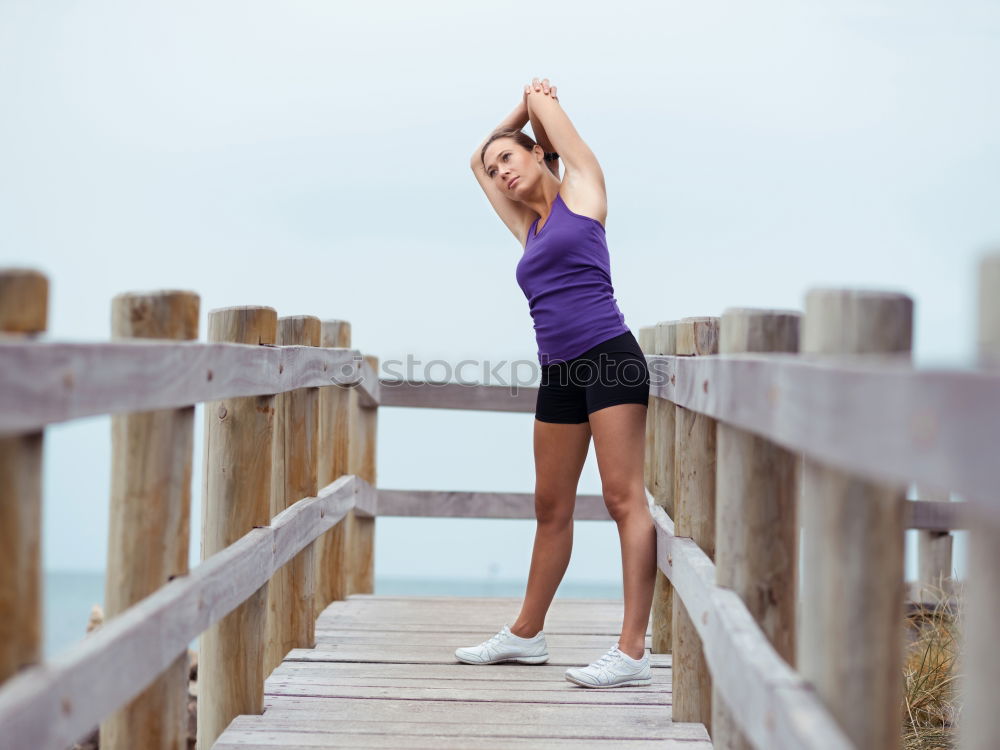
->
[534, 490, 575, 526]
[601, 480, 644, 520]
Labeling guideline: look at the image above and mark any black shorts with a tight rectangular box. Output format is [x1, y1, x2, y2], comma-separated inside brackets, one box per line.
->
[535, 330, 650, 424]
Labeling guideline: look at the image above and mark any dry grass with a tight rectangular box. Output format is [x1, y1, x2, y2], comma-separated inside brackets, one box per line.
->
[902, 578, 963, 750]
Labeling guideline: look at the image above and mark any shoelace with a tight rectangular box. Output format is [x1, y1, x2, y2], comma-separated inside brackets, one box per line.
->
[586, 646, 626, 681]
[482, 627, 514, 658]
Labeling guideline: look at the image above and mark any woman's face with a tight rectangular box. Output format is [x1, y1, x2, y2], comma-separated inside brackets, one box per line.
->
[483, 139, 541, 200]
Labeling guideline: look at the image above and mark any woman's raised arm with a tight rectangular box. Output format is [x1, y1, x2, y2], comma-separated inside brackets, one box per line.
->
[525, 77, 602, 180]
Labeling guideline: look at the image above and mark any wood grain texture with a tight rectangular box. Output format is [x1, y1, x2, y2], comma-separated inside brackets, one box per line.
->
[101, 290, 199, 750]
[315, 320, 352, 615]
[375, 378, 537, 413]
[0, 269, 47, 685]
[671, 316, 718, 732]
[199, 306, 277, 750]
[646, 352, 1000, 523]
[651, 321, 678, 658]
[265, 316, 321, 677]
[0, 474, 358, 750]
[712, 308, 799, 750]
[212, 595, 712, 749]
[651, 505, 852, 750]
[376, 488, 611, 520]
[347, 355, 378, 596]
[0, 339, 373, 435]
[961, 251, 1000, 750]
[638, 325, 656, 493]
[797, 289, 911, 750]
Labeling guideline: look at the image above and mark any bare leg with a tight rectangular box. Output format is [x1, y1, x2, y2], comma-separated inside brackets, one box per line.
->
[510, 419, 592, 638]
[588, 402, 655, 660]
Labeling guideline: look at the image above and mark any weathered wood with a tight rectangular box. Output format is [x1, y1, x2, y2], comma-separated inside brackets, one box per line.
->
[0, 475, 358, 750]
[265, 316, 321, 677]
[100, 290, 199, 750]
[961, 251, 1000, 750]
[376, 489, 611, 520]
[315, 320, 352, 615]
[652, 505, 852, 750]
[671, 316, 719, 733]
[645, 352, 1000, 522]
[912, 487, 953, 602]
[212, 594, 712, 749]
[0, 339, 374, 434]
[797, 289, 912, 750]
[198, 306, 277, 750]
[712, 308, 800, 750]
[0, 269, 47, 685]
[348, 355, 378, 595]
[651, 321, 678, 657]
[638, 325, 656, 493]
[376, 378, 536, 412]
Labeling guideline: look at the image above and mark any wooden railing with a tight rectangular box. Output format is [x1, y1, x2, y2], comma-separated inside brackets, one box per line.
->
[0, 254, 997, 750]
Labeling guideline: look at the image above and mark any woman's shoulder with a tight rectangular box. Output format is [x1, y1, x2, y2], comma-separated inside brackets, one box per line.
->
[557, 174, 607, 228]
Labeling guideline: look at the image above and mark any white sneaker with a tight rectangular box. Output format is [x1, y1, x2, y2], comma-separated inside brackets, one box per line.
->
[565, 642, 652, 688]
[454, 623, 549, 665]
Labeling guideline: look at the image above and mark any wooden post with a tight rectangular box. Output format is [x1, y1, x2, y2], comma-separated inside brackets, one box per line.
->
[348, 354, 378, 595]
[0, 269, 48, 684]
[264, 316, 321, 676]
[711, 308, 800, 750]
[797, 289, 912, 750]
[671, 316, 719, 733]
[961, 252, 1000, 750]
[315, 320, 353, 610]
[650, 321, 677, 656]
[638, 325, 656, 494]
[913, 487, 953, 602]
[100, 291, 199, 750]
[197, 306, 277, 750]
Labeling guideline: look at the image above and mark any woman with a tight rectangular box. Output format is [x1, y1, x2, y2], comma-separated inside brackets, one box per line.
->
[454, 78, 657, 689]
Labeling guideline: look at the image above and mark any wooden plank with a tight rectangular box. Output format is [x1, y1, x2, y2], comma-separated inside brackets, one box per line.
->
[256, 697, 705, 732]
[217, 712, 711, 745]
[797, 289, 911, 750]
[101, 290, 198, 750]
[214, 727, 712, 750]
[963, 251, 1000, 750]
[376, 488, 611, 520]
[282, 644, 669, 667]
[671, 317, 718, 731]
[651, 505, 852, 750]
[268, 660, 670, 682]
[0, 270, 47, 684]
[0, 475, 357, 750]
[375, 379, 536, 413]
[216, 733, 712, 749]
[0, 340, 377, 435]
[906, 498, 967, 530]
[314, 319, 352, 613]
[647, 351, 1000, 521]
[651, 321, 678, 658]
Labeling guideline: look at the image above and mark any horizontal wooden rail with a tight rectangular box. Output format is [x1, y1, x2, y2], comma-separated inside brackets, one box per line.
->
[377, 488, 966, 530]
[651, 504, 853, 750]
[0, 340, 380, 434]
[377, 489, 610, 520]
[649, 352, 1000, 522]
[0, 474, 376, 750]
[377, 378, 536, 412]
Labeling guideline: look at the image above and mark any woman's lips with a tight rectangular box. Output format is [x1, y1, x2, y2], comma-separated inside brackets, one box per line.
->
[509, 177, 519, 190]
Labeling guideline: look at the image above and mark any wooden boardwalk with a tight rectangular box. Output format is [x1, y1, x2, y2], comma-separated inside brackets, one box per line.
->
[212, 594, 712, 749]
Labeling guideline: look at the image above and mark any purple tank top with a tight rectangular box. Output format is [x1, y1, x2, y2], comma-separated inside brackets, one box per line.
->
[515, 190, 629, 366]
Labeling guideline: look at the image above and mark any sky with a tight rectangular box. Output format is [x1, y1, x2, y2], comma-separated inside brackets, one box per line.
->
[2, 0, 998, 583]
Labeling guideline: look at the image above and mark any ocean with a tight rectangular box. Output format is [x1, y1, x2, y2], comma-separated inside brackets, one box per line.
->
[44, 570, 623, 659]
